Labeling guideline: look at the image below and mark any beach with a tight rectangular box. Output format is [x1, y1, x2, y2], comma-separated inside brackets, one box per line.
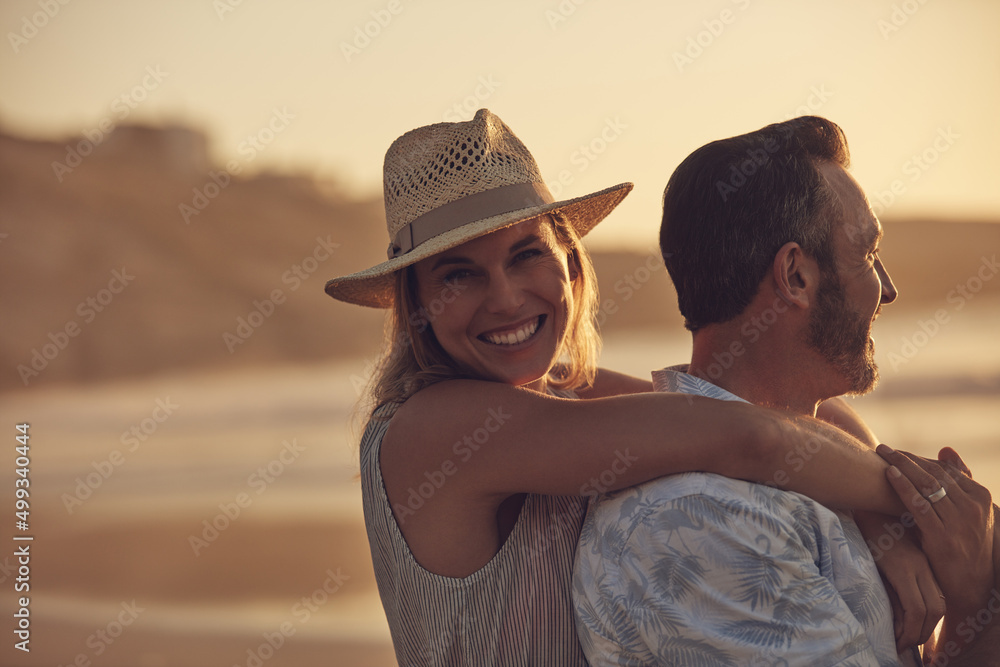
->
[1, 295, 998, 666]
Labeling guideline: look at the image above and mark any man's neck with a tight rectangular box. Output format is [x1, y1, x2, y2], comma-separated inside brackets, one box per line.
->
[687, 325, 826, 417]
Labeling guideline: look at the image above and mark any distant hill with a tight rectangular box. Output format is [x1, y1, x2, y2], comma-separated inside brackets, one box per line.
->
[2, 125, 998, 391]
[1, 125, 387, 390]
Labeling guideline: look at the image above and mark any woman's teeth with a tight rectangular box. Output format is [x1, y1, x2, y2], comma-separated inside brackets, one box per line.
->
[484, 317, 540, 345]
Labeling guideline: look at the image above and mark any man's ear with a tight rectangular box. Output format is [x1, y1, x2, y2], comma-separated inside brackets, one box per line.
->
[772, 241, 818, 309]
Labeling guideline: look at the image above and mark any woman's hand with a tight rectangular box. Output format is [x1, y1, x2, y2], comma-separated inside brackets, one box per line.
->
[876, 445, 995, 648]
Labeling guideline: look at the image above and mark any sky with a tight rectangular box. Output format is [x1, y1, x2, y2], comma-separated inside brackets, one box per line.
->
[2, 0, 998, 248]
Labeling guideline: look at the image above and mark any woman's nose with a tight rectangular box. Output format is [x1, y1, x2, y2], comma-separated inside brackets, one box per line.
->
[484, 271, 525, 314]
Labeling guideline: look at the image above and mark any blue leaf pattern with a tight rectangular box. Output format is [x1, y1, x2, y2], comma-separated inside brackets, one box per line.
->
[573, 370, 906, 667]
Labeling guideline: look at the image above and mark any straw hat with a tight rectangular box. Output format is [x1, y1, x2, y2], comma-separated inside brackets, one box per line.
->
[324, 109, 632, 308]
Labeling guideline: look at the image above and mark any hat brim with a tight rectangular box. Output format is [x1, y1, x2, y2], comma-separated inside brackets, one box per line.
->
[324, 182, 633, 308]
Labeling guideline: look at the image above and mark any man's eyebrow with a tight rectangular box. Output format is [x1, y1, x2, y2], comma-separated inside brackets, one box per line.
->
[871, 225, 884, 248]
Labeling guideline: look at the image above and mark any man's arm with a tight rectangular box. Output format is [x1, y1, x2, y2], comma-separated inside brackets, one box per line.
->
[816, 396, 879, 446]
[817, 396, 945, 651]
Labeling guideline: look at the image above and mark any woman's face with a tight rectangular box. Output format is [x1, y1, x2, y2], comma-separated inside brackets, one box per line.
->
[411, 216, 578, 391]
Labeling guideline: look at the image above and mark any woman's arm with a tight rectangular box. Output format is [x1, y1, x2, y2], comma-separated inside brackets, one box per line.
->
[382, 379, 904, 513]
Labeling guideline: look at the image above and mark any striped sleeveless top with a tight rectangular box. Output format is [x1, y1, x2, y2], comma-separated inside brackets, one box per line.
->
[360, 397, 589, 666]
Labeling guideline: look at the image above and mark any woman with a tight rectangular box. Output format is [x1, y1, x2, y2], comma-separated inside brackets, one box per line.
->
[325, 109, 922, 665]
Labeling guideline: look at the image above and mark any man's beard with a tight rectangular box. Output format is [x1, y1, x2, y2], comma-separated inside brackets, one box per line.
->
[807, 269, 879, 395]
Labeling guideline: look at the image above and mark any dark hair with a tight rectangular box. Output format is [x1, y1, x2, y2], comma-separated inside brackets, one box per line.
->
[660, 116, 850, 332]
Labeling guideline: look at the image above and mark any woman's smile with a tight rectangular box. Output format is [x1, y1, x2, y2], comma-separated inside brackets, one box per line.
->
[478, 315, 544, 346]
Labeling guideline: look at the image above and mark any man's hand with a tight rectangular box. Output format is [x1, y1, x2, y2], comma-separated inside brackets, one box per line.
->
[856, 510, 945, 652]
[877, 445, 997, 662]
[818, 397, 948, 652]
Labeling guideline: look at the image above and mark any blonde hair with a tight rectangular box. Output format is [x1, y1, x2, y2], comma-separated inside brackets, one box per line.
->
[359, 213, 601, 421]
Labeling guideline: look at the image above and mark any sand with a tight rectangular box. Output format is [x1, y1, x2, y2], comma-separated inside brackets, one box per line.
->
[0, 361, 395, 667]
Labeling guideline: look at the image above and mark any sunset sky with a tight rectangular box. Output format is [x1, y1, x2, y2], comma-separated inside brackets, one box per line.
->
[2, 0, 998, 247]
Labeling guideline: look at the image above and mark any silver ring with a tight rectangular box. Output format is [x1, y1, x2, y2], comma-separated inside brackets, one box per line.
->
[926, 487, 947, 504]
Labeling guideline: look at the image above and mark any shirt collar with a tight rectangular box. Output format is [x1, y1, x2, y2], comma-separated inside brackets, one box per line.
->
[650, 366, 748, 404]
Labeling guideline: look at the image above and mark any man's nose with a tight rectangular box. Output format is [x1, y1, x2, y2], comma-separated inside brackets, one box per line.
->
[876, 257, 898, 305]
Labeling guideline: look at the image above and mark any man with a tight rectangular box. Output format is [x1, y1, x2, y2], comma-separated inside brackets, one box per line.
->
[573, 117, 997, 665]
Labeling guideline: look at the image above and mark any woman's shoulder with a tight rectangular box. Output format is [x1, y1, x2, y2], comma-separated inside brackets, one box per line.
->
[381, 379, 546, 447]
[575, 368, 652, 399]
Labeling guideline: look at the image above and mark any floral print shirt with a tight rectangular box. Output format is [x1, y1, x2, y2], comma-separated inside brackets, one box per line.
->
[572, 369, 915, 667]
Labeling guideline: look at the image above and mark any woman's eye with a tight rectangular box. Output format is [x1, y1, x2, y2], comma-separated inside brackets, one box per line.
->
[444, 268, 472, 282]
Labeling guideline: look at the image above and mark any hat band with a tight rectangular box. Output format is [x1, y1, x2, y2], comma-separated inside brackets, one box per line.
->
[388, 181, 555, 259]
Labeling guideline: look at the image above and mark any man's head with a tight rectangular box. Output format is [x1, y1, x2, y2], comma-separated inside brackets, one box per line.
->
[661, 116, 896, 397]
[661, 116, 848, 331]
